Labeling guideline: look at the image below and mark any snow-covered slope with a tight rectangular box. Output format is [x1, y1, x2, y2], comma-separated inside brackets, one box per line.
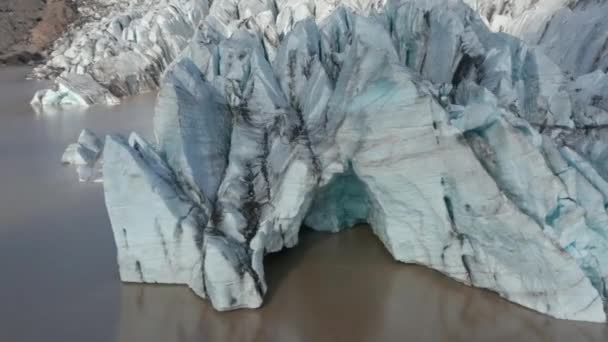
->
[95, 0, 608, 322]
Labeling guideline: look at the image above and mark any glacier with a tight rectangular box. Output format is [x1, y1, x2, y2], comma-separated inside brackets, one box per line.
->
[31, 0, 608, 110]
[50, 0, 608, 322]
[464, 0, 608, 77]
[31, 0, 210, 108]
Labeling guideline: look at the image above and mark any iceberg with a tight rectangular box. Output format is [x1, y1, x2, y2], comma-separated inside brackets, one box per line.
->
[62, 129, 105, 182]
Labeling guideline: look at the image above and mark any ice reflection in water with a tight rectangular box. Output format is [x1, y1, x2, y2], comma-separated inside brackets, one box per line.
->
[117, 228, 608, 342]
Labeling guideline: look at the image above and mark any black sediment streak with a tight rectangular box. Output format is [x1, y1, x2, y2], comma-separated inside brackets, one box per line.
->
[122, 228, 129, 248]
[461, 255, 474, 284]
[200, 241, 208, 296]
[154, 218, 170, 261]
[302, 55, 314, 80]
[241, 162, 262, 245]
[286, 51, 322, 179]
[131, 138, 207, 213]
[443, 195, 458, 232]
[207, 229, 265, 298]
[260, 130, 272, 200]
[175, 205, 197, 240]
[135, 260, 145, 282]
[287, 50, 300, 110]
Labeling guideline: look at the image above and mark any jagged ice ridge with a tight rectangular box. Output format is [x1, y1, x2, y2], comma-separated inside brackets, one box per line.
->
[54, 0, 608, 322]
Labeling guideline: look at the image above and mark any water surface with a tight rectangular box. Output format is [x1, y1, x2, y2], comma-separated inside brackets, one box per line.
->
[0, 66, 607, 342]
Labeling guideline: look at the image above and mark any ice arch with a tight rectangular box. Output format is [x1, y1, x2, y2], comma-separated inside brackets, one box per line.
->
[305, 165, 371, 233]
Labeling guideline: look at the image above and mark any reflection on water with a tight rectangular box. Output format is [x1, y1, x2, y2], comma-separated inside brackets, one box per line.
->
[0, 66, 607, 342]
[117, 228, 608, 342]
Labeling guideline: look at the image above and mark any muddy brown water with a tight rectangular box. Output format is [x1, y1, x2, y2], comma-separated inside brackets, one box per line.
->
[0, 66, 607, 342]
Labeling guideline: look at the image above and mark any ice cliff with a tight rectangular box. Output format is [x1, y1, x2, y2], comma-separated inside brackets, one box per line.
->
[53, 0, 608, 322]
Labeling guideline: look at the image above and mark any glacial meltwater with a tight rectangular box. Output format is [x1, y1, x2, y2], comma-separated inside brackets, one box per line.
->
[1, 66, 607, 342]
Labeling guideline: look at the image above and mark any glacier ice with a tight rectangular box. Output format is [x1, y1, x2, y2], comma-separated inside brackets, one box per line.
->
[32, 73, 120, 109]
[62, 129, 105, 182]
[31, 0, 210, 108]
[96, 0, 608, 322]
[465, 0, 608, 77]
[40, 0, 605, 322]
[30, 0, 608, 113]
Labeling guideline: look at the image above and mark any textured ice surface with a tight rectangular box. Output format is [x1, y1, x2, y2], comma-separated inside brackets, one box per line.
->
[32, 73, 120, 109]
[62, 129, 104, 182]
[465, 0, 608, 77]
[94, 0, 608, 321]
[31, 0, 210, 108]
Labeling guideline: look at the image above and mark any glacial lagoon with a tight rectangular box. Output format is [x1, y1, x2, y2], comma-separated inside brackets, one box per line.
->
[1, 66, 607, 342]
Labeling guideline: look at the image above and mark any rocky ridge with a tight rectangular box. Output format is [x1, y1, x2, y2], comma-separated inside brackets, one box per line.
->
[0, 0, 77, 65]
